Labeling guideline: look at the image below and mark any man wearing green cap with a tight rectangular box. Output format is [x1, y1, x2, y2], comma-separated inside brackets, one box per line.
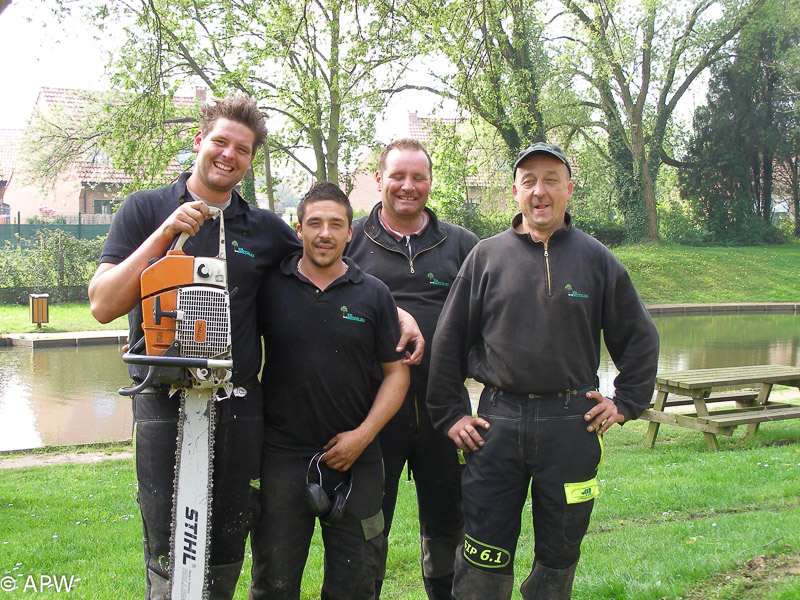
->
[426, 143, 659, 599]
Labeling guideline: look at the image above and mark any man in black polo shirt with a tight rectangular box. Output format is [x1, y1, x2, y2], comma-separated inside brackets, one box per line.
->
[347, 138, 479, 600]
[89, 95, 302, 599]
[249, 182, 410, 600]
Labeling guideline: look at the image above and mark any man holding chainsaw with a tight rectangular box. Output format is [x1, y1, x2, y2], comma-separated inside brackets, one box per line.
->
[89, 95, 303, 599]
[248, 182, 410, 600]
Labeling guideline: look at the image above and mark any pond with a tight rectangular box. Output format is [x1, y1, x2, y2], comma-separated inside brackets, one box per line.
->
[1, 314, 798, 451]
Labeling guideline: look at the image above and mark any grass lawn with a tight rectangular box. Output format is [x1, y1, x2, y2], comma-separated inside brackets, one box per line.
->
[0, 302, 126, 334]
[2, 418, 799, 599]
[1, 245, 799, 334]
[614, 243, 800, 305]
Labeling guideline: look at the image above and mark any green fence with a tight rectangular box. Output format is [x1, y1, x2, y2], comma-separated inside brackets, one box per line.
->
[0, 286, 89, 304]
[0, 223, 110, 244]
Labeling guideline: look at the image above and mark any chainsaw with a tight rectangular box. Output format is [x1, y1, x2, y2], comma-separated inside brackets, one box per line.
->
[120, 206, 232, 600]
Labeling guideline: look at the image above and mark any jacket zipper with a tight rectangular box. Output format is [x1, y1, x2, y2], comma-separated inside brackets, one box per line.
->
[543, 242, 552, 296]
[365, 230, 447, 275]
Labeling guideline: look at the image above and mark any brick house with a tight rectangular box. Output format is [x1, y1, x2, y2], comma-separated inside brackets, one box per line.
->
[0, 128, 22, 223]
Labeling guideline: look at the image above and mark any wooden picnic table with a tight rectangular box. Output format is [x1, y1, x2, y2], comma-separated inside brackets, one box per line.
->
[642, 365, 800, 451]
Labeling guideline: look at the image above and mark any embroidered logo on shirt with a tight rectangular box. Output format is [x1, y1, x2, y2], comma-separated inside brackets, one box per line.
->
[231, 240, 255, 258]
[427, 272, 450, 287]
[340, 305, 365, 323]
[564, 283, 589, 299]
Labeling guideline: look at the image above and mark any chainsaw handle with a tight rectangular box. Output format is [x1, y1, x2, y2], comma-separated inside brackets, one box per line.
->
[121, 353, 233, 369]
[118, 365, 157, 397]
[172, 206, 223, 252]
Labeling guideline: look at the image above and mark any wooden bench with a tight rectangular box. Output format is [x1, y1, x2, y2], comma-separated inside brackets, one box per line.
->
[641, 365, 800, 451]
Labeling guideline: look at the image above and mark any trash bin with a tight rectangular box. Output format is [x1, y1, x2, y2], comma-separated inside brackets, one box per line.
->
[29, 294, 50, 328]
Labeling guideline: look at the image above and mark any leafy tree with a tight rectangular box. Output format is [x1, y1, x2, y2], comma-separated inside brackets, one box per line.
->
[20, 88, 196, 194]
[556, 0, 767, 242]
[89, 0, 417, 187]
[680, 0, 799, 244]
[416, 0, 548, 161]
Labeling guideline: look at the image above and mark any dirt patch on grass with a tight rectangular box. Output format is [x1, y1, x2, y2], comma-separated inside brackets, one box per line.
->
[0, 450, 133, 470]
[682, 554, 800, 599]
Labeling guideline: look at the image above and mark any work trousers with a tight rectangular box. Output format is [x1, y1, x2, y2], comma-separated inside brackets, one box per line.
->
[453, 385, 603, 600]
[133, 385, 263, 599]
[249, 452, 385, 600]
[377, 391, 464, 600]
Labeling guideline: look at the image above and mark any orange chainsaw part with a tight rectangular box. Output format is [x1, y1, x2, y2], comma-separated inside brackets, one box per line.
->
[140, 249, 194, 357]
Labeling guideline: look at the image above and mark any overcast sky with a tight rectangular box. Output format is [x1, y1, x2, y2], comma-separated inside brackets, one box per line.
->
[0, 2, 119, 129]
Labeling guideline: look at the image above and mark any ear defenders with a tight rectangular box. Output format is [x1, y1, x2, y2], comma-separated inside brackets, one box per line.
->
[304, 452, 353, 525]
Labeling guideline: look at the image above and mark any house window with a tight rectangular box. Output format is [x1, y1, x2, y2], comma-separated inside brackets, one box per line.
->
[94, 199, 113, 214]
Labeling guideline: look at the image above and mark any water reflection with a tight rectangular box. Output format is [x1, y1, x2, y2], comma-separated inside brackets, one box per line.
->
[0, 345, 131, 451]
[1, 314, 798, 450]
[597, 314, 800, 397]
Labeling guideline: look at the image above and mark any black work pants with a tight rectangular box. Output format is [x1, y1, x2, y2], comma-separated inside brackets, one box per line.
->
[378, 391, 464, 600]
[453, 385, 603, 600]
[249, 452, 385, 600]
[133, 386, 263, 599]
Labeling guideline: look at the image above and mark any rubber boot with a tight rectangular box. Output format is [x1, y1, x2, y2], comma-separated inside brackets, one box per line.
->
[424, 573, 455, 600]
[207, 560, 244, 600]
[452, 553, 513, 600]
[145, 567, 170, 600]
[519, 561, 577, 600]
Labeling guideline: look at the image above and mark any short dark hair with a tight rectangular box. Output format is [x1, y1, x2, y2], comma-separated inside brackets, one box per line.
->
[297, 182, 353, 225]
[377, 138, 433, 179]
[198, 94, 267, 153]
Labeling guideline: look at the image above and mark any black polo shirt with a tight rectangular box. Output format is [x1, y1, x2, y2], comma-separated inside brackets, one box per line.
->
[100, 172, 302, 385]
[258, 255, 404, 461]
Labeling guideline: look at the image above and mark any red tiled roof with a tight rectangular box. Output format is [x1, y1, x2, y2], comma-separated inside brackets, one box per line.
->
[31, 88, 199, 185]
[37, 87, 199, 111]
[73, 162, 135, 185]
[0, 129, 23, 181]
[407, 112, 460, 144]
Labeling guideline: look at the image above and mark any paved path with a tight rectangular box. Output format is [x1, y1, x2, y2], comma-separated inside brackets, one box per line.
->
[0, 330, 127, 347]
[0, 450, 133, 470]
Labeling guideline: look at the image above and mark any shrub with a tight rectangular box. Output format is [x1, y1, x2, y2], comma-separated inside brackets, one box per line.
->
[0, 231, 104, 288]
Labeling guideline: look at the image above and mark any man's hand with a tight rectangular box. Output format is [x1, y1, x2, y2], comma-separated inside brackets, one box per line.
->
[89, 200, 214, 324]
[160, 200, 210, 243]
[322, 429, 371, 472]
[396, 307, 424, 366]
[584, 391, 625, 434]
[447, 415, 490, 453]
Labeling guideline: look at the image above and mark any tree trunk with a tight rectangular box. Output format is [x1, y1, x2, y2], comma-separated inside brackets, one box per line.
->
[791, 155, 800, 237]
[641, 164, 659, 241]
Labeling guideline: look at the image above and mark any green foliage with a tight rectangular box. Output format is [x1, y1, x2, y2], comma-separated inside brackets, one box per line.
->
[424, 120, 515, 239]
[87, 0, 419, 187]
[419, 0, 548, 157]
[0, 231, 103, 289]
[240, 168, 257, 206]
[657, 197, 706, 246]
[680, 0, 800, 245]
[20, 88, 196, 196]
[553, 0, 768, 242]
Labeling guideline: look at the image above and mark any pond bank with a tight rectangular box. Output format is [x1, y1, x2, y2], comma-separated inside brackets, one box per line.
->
[1, 303, 798, 348]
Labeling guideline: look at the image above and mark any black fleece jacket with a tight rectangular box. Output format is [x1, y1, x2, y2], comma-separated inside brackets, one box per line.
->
[426, 213, 659, 434]
[347, 203, 479, 393]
